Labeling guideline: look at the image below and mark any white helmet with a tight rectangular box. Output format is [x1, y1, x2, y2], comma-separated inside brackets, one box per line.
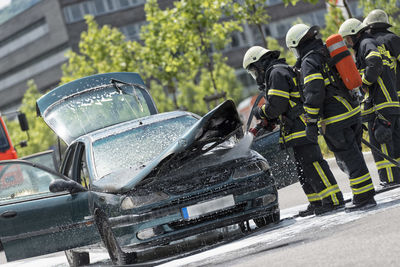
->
[286, 24, 310, 48]
[286, 24, 319, 58]
[339, 18, 367, 37]
[242, 46, 279, 69]
[363, 9, 391, 27]
[242, 46, 280, 82]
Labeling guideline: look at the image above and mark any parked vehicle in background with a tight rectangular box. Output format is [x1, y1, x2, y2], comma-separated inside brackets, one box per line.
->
[0, 113, 29, 160]
[0, 73, 280, 266]
[238, 95, 299, 189]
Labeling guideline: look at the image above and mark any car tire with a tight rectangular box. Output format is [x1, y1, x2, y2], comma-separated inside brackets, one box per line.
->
[94, 208, 137, 265]
[64, 250, 89, 267]
[253, 211, 280, 228]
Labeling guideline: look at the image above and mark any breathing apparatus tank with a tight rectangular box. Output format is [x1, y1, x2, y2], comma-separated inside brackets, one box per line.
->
[326, 34, 362, 90]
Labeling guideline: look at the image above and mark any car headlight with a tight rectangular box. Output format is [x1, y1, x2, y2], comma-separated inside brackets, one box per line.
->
[232, 160, 270, 179]
[121, 192, 169, 210]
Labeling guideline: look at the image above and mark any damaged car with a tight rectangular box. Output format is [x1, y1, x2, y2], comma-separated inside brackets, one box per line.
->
[0, 72, 279, 265]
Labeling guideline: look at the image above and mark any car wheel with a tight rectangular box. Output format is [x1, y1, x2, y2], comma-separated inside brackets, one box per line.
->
[253, 211, 280, 228]
[94, 208, 137, 265]
[64, 250, 89, 267]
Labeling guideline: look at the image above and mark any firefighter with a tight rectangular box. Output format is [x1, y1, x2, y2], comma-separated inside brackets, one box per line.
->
[243, 46, 344, 216]
[363, 9, 400, 98]
[286, 24, 376, 211]
[339, 18, 400, 187]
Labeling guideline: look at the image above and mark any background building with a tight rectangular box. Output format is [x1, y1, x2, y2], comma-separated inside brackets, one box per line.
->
[0, 0, 362, 115]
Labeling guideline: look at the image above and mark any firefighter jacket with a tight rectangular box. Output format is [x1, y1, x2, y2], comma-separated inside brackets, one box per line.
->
[259, 59, 309, 147]
[370, 28, 400, 97]
[298, 39, 361, 132]
[354, 32, 400, 120]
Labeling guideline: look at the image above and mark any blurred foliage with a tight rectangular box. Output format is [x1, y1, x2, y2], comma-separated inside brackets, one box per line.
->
[5, 80, 57, 157]
[133, 0, 243, 114]
[282, 0, 320, 5]
[266, 37, 297, 66]
[234, 0, 270, 47]
[359, 0, 400, 35]
[62, 2, 242, 116]
[320, 2, 346, 40]
[56, 0, 394, 160]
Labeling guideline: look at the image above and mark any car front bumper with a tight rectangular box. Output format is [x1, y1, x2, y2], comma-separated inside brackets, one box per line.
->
[110, 173, 278, 249]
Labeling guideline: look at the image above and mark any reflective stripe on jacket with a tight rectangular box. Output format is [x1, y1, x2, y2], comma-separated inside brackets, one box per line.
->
[370, 29, 400, 98]
[260, 61, 309, 147]
[355, 34, 400, 119]
[300, 40, 360, 131]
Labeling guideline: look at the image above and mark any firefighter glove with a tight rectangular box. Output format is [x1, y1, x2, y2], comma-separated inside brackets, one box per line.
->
[254, 106, 267, 120]
[249, 127, 259, 136]
[305, 123, 319, 143]
[373, 118, 392, 144]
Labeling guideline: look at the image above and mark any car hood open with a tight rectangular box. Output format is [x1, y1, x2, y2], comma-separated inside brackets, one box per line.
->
[94, 100, 243, 193]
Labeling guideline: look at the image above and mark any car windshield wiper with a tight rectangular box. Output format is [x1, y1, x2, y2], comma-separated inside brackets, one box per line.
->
[110, 78, 144, 112]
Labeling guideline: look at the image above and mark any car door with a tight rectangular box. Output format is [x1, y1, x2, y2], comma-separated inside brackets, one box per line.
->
[0, 160, 98, 263]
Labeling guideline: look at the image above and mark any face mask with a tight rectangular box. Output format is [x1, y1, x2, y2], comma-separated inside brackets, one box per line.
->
[256, 70, 265, 86]
[246, 67, 258, 80]
[247, 62, 265, 86]
[289, 47, 300, 58]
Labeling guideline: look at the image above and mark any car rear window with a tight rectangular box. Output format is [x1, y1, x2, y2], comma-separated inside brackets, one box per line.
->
[44, 84, 151, 144]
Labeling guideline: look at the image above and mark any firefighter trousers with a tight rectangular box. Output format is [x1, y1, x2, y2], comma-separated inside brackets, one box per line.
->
[368, 115, 400, 184]
[324, 122, 375, 204]
[293, 143, 344, 206]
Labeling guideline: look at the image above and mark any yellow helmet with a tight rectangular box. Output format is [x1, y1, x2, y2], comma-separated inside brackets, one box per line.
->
[339, 18, 367, 37]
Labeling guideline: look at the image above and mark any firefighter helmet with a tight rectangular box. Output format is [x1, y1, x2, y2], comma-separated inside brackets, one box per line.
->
[339, 18, 367, 37]
[363, 9, 391, 28]
[285, 24, 319, 48]
[242, 46, 280, 69]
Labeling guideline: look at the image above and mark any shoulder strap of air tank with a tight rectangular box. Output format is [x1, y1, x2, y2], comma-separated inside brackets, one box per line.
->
[328, 50, 351, 67]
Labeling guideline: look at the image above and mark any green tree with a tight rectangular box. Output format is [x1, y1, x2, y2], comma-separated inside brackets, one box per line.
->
[134, 0, 195, 110]
[136, 0, 243, 114]
[61, 15, 137, 84]
[282, 0, 320, 5]
[266, 36, 297, 66]
[234, 0, 270, 47]
[320, 1, 346, 40]
[5, 80, 57, 157]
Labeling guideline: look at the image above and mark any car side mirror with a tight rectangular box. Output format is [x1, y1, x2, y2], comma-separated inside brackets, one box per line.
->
[18, 113, 29, 131]
[49, 179, 87, 194]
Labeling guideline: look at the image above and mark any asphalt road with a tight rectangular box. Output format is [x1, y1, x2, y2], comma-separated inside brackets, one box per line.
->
[279, 152, 381, 209]
[8, 152, 400, 267]
[160, 152, 400, 267]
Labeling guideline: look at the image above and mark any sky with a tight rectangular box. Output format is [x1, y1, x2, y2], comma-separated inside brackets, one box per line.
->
[0, 0, 11, 11]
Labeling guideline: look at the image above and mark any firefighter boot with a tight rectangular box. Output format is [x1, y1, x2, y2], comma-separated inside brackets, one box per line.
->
[345, 197, 377, 212]
[298, 202, 321, 217]
[314, 202, 345, 216]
